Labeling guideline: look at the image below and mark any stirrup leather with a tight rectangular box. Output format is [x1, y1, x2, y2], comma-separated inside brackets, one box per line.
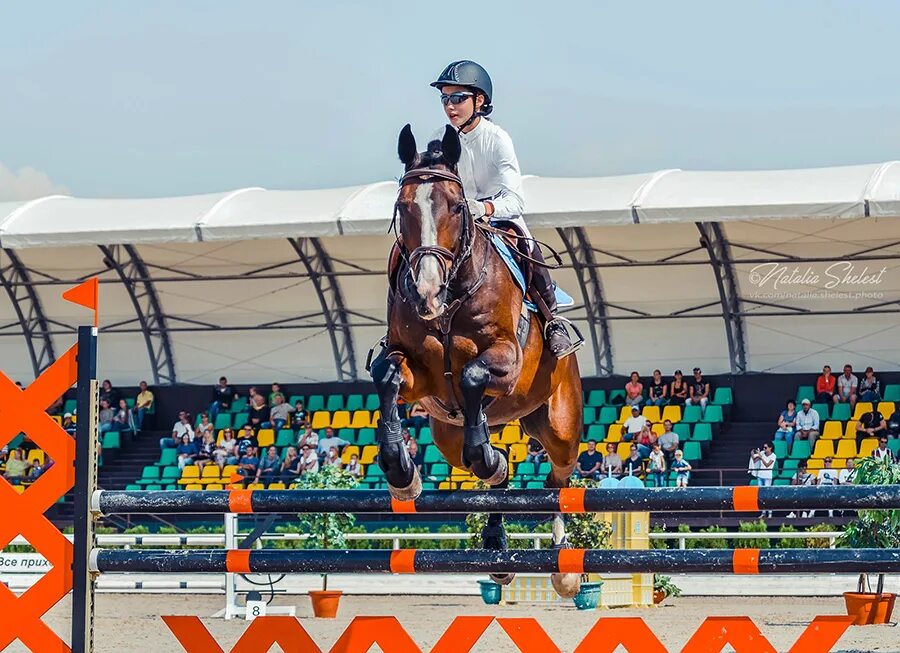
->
[543, 316, 585, 358]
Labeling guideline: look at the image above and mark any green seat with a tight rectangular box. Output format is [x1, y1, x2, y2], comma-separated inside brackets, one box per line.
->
[682, 441, 702, 462]
[337, 428, 355, 442]
[583, 407, 597, 425]
[125, 397, 136, 408]
[526, 481, 544, 489]
[101, 432, 121, 449]
[306, 395, 325, 412]
[345, 394, 364, 412]
[424, 446, 443, 463]
[882, 384, 900, 402]
[811, 403, 829, 419]
[137, 465, 161, 485]
[514, 463, 534, 478]
[364, 394, 380, 411]
[608, 389, 625, 404]
[230, 397, 248, 413]
[772, 440, 788, 459]
[421, 480, 438, 490]
[888, 439, 900, 457]
[673, 423, 691, 440]
[63, 398, 78, 414]
[125, 484, 142, 491]
[416, 427, 433, 445]
[537, 462, 552, 476]
[214, 413, 232, 430]
[276, 429, 295, 447]
[165, 484, 178, 490]
[366, 464, 385, 478]
[144, 484, 162, 491]
[356, 428, 376, 446]
[789, 441, 811, 459]
[682, 405, 702, 423]
[586, 390, 607, 407]
[701, 405, 724, 423]
[287, 395, 305, 408]
[795, 385, 815, 404]
[429, 462, 450, 478]
[233, 412, 250, 429]
[325, 395, 345, 412]
[831, 403, 851, 422]
[597, 407, 619, 425]
[773, 478, 790, 486]
[161, 466, 181, 481]
[691, 423, 713, 442]
[157, 448, 178, 466]
[586, 424, 606, 441]
[712, 387, 733, 405]
[780, 458, 800, 475]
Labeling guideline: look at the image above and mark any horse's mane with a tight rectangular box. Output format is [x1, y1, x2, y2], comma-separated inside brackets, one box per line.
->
[414, 140, 456, 172]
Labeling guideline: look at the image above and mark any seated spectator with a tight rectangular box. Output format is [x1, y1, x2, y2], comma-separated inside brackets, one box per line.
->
[834, 364, 858, 409]
[297, 424, 318, 450]
[292, 401, 308, 429]
[634, 423, 656, 458]
[525, 437, 546, 475]
[575, 440, 602, 480]
[407, 438, 423, 473]
[323, 446, 343, 469]
[47, 394, 64, 415]
[790, 460, 815, 486]
[621, 405, 645, 440]
[647, 443, 666, 487]
[299, 444, 319, 474]
[686, 368, 710, 415]
[236, 424, 259, 457]
[196, 413, 214, 441]
[237, 446, 260, 480]
[98, 399, 118, 435]
[668, 370, 688, 406]
[161, 411, 194, 449]
[671, 450, 692, 487]
[133, 381, 154, 432]
[400, 428, 412, 447]
[888, 406, 900, 439]
[873, 436, 896, 462]
[255, 446, 282, 484]
[600, 442, 623, 479]
[403, 402, 430, 430]
[815, 365, 836, 404]
[248, 394, 271, 430]
[18, 434, 39, 454]
[215, 428, 238, 469]
[646, 369, 668, 406]
[795, 399, 820, 452]
[657, 420, 679, 466]
[749, 442, 776, 488]
[113, 399, 134, 433]
[99, 379, 119, 409]
[345, 453, 362, 478]
[624, 372, 643, 408]
[176, 433, 198, 470]
[281, 447, 302, 484]
[0, 445, 7, 464]
[62, 412, 77, 436]
[774, 400, 798, 450]
[622, 444, 644, 478]
[838, 459, 856, 485]
[856, 407, 887, 445]
[858, 367, 881, 403]
[268, 383, 285, 406]
[194, 432, 217, 472]
[270, 394, 295, 432]
[316, 427, 349, 462]
[209, 376, 238, 420]
[3, 450, 31, 485]
[817, 457, 839, 486]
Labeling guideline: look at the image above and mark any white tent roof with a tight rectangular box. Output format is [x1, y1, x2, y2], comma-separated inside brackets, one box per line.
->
[2, 162, 898, 249]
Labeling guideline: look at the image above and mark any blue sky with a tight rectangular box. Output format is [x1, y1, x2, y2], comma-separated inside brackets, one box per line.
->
[1, 0, 899, 198]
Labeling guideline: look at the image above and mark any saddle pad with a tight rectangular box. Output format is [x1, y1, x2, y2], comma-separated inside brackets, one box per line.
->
[489, 232, 574, 313]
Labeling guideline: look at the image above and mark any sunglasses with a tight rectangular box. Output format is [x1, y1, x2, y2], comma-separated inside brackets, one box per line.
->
[440, 91, 474, 106]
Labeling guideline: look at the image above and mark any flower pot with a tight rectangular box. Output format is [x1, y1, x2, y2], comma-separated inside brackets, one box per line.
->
[654, 590, 667, 605]
[572, 581, 603, 610]
[478, 579, 502, 605]
[843, 591, 896, 625]
[309, 590, 342, 618]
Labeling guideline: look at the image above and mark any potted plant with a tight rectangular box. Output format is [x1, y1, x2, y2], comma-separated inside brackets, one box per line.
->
[838, 456, 900, 625]
[565, 479, 613, 610]
[296, 465, 359, 618]
[653, 575, 682, 604]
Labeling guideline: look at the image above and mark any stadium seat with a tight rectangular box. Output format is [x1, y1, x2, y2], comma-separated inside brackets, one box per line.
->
[360, 445, 378, 465]
[275, 429, 295, 447]
[835, 440, 858, 459]
[177, 466, 200, 485]
[424, 446, 443, 464]
[222, 465, 239, 478]
[673, 423, 691, 440]
[858, 438, 879, 457]
[889, 439, 900, 457]
[712, 387, 733, 405]
[438, 481, 456, 490]
[789, 441, 811, 459]
[509, 443, 527, 464]
[605, 425, 622, 442]
[63, 398, 77, 414]
[812, 440, 835, 459]
[883, 384, 900, 402]
[213, 413, 232, 430]
[583, 406, 597, 425]
[287, 394, 304, 408]
[597, 406, 619, 425]
[349, 410, 371, 429]
[651, 423, 664, 436]
[844, 421, 859, 439]
[585, 424, 606, 441]
[364, 394, 380, 411]
[330, 411, 351, 429]
[367, 411, 381, 428]
[233, 412, 250, 429]
[257, 429, 275, 448]
[341, 445, 360, 463]
[806, 460, 823, 471]
[161, 466, 181, 483]
[616, 442, 632, 459]
[157, 448, 178, 466]
[325, 395, 345, 412]
[682, 441, 702, 463]
[201, 466, 221, 485]
[877, 401, 895, 417]
[183, 483, 202, 491]
[821, 421, 842, 440]
[578, 442, 589, 455]
[356, 428, 376, 446]
[136, 465, 161, 486]
[101, 432, 120, 449]
[661, 405, 682, 423]
[701, 405, 723, 423]
[586, 390, 607, 407]
[811, 403, 830, 420]
[851, 402, 873, 421]
[772, 440, 788, 459]
[641, 406, 661, 423]
[609, 389, 626, 404]
[310, 411, 331, 430]
[691, 423, 713, 442]
[344, 394, 364, 412]
[682, 405, 702, 423]
[831, 403, 851, 422]
[500, 424, 521, 443]
[618, 406, 633, 423]
[306, 395, 325, 412]
[415, 427, 432, 445]
[795, 386, 815, 404]
[780, 459, 799, 475]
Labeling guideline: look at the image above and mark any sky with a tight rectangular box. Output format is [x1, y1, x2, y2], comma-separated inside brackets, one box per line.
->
[1, 0, 900, 199]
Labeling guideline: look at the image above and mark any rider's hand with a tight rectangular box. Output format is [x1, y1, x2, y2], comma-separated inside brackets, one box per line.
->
[466, 199, 489, 221]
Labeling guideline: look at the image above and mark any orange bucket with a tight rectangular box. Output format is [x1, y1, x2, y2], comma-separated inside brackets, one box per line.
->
[843, 591, 896, 625]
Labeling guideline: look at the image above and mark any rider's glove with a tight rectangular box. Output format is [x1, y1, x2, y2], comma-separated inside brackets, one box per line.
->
[466, 199, 489, 221]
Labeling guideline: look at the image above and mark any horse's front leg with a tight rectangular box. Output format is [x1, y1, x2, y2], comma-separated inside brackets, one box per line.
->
[371, 351, 421, 501]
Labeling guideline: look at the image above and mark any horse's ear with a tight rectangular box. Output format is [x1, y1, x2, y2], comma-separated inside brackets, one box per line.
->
[441, 125, 461, 166]
[398, 124, 417, 167]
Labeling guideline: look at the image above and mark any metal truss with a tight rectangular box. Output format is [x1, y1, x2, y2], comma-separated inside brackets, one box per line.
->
[0, 248, 57, 377]
[98, 245, 177, 385]
[288, 238, 359, 381]
[556, 227, 614, 376]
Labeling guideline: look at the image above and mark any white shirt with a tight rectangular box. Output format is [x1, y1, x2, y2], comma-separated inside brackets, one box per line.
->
[623, 415, 647, 435]
[648, 450, 665, 472]
[433, 119, 526, 227]
[172, 421, 194, 439]
[838, 468, 856, 484]
[755, 452, 776, 480]
[818, 468, 839, 485]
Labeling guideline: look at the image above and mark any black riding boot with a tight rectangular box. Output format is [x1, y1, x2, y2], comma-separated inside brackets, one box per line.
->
[529, 245, 583, 359]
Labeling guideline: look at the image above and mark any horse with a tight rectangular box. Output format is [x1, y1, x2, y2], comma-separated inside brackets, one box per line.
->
[369, 124, 585, 597]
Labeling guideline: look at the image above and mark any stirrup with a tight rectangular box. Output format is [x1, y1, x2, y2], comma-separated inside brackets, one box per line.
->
[365, 335, 388, 372]
[543, 316, 584, 359]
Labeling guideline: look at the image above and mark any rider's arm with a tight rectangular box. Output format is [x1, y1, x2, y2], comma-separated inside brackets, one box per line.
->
[486, 131, 525, 219]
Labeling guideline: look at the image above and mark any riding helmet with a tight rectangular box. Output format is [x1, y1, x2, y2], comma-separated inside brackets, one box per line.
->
[430, 60, 493, 105]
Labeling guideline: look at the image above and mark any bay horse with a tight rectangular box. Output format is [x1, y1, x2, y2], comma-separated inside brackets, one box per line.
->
[369, 124, 584, 597]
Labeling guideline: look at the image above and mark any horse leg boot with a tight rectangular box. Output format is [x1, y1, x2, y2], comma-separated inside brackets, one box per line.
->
[370, 353, 421, 501]
[546, 475, 582, 599]
[530, 244, 583, 359]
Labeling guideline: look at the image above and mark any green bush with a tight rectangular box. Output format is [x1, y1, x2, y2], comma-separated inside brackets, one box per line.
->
[776, 524, 798, 549]
[736, 519, 771, 549]
[805, 522, 840, 549]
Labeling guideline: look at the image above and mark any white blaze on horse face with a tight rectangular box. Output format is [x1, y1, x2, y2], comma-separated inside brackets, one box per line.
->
[414, 183, 443, 316]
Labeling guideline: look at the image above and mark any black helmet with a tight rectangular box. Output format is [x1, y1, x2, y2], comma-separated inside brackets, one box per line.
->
[431, 60, 493, 105]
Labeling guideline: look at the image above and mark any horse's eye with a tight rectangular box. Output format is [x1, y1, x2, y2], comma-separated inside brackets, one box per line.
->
[454, 202, 465, 214]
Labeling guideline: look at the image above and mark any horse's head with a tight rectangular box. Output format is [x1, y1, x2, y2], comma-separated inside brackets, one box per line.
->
[395, 124, 469, 320]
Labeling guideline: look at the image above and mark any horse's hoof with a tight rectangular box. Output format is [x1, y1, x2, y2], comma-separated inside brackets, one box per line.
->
[482, 524, 508, 551]
[551, 572, 582, 599]
[490, 573, 516, 586]
[387, 468, 422, 501]
[484, 452, 508, 486]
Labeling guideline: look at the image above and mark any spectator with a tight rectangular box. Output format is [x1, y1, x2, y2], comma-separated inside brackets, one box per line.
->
[622, 444, 644, 479]
[236, 424, 259, 457]
[888, 405, 900, 439]
[193, 432, 216, 472]
[297, 424, 318, 450]
[790, 460, 815, 486]
[176, 433, 198, 470]
[774, 400, 798, 451]
[668, 370, 688, 406]
[345, 453, 363, 478]
[268, 383, 285, 406]
[299, 444, 319, 474]
[834, 364, 858, 409]
[634, 423, 656, 458]
[856, 407, 887, 445]
[196, 413, 214, 441]
[647, 442, 666, 487]
[815, 365, 836, 404]
[657, 420, 679, 466]
[858, 367, 881, 403]
[621, 405, 646, 440]
[133, 381, 154, 432]
[600, 442, 623, 479]
[575, 440, 603, 480]
[47, 394, 64, 415]
[323, 446, 343, 469]
[209, 377, 238, 420]
[646, 369, 668, 406]
[749, 442, 776, 489]
[215, 428, 238, 469]
[525, 437, 546, 475]
[401, 428, 412, 447]
[3, 450, 31, 484]
[403, 402, 430, 430]
[237, 446, 260, 481]
[161, 411, 194, 449]
[316, 427, 349, 461]
[114, 399, 134, 433]
[281, 446, 303, 484]
[671, 450, 692, 487]
[248, 393, 271, 430]
[99, 379, 119, 408]
[18, 434, 38, 455]
[839, 459, 857, 485]
[98, 399, 118, 435]
[686, 368, 710, 415]
[795, 399, 820, 452]
[873, 437, 896, 462]
[624, 372, 644, 408]
[255, 446, 282, 485]
[62, 413, 77, 436]
[270, 394, 295, 432]
[407, 438, 424, 473]
[817, 457, 839, 486]
[0, 446, 7, 464]
[292, 401, 309, 429]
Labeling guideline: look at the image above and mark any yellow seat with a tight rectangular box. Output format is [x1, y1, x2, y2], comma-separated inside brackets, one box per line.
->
[247, 483, 265, 490]
[217, 429, 226, 444]
[459, 481, 476, 490]
[206, 483, 224, 490]
[812, 440, 835, 459]
[52, 416, 62, 425]
[349, 410, 371, 429]
[661, 405, 682, 423]
[509, 443, 527, 464]
[618, 406, 633, 423]
[451, 466, 469, 478]
[12, 484, 26, 494]
[844, 421, 860, 439]
[222, 464, 239, 478]
[616, 442, 633, 459]
[651, 423, 664, 436]
[500, 424, 521, 443]
[185, 483, 203, 491]
[806, 459, 823, 470]
[832, 459, 846, 469]
[578, 442, 589, 455]
[492, 443, 508, 454]
[178, 466, 200, 485]
[852, 402, 873, 421]
[367, 410, 381, 428]
[330, 411, 351, 429]
[257, 429, 275, 448]
[200, 466, 221, 484]
[360, 445, 378, 465]
[267, 482, 286, 490]
[821, 421, 842, 440]
[27, 450, 45, 465]
[606, 424, 623, 441]
[641, 406, 661, 423]
[438, 481, 456, 490]
[878, 401, 895, 416]
[835, 440, 858, 459]
[858, 438, 879, 457]
[341, 445, 360, 464]
[311, 411, 331, 430]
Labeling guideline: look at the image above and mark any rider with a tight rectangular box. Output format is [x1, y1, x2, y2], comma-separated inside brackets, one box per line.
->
[430, 60, 582, 359]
